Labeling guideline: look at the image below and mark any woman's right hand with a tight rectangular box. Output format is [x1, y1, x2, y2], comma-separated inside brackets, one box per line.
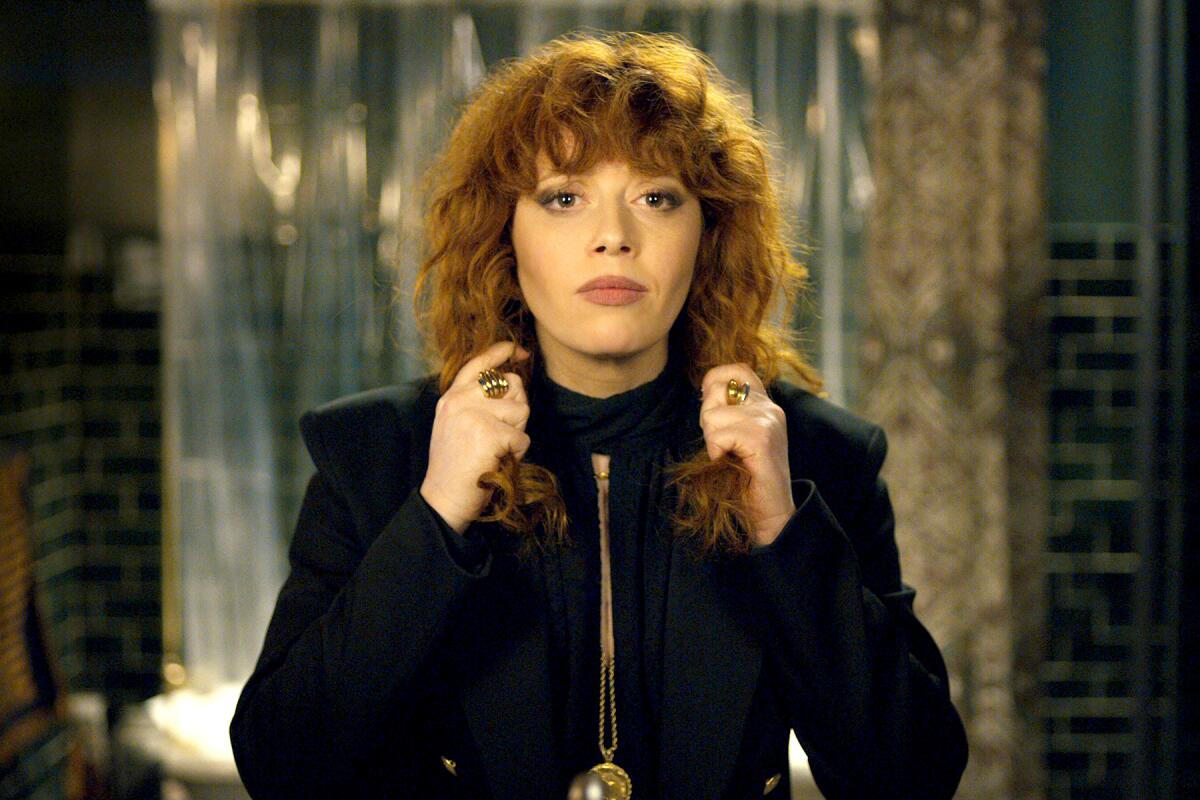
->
[419, 341, 531, 534]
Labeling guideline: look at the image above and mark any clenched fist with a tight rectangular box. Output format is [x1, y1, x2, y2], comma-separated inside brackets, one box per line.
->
[420, 341, 531, 534]
[698, 363, 796, 547]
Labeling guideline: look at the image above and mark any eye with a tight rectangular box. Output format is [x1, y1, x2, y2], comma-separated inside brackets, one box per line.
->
[642, 190, 682, 210]
[538, 191, 578, 210]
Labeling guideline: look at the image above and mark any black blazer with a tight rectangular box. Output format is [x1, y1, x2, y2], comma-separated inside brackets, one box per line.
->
[230, 375, 968, 799]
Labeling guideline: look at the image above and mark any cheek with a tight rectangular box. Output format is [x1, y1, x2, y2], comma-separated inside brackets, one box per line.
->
[514, 247, 549, 298]
[513, 241, 565, 317]
[511, 210, 545, 298]
[667, 265, 696, 312]
[665, 227, 701, 301]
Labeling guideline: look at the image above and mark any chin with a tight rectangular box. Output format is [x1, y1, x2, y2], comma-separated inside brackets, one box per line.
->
[567, 326, 638, 352]
[571, 338, 647, 362]
[580, 346, 642, 362]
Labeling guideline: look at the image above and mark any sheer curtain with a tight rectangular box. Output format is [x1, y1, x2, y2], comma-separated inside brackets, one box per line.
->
[154, 0, 876, 701]
[155, 0, 486, 688]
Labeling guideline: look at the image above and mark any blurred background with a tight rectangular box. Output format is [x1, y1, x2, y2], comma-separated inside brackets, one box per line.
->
[0, 1, 1195, 798]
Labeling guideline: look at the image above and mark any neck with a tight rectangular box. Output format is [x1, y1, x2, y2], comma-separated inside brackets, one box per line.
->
[538, 341, 669, 399]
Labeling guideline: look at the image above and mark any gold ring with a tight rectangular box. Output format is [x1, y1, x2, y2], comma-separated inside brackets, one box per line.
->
[726, 378, 750, 405]
[478, 368, 509, 399]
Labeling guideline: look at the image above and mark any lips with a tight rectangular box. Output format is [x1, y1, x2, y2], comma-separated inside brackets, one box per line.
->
[576, 275, 648, 293]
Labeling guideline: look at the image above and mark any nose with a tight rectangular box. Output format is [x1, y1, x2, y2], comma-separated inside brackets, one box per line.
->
[591, 201, 635, 255]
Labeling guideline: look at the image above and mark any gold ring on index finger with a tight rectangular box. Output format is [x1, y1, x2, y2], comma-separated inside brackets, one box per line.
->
[726, 379, 750, 405]
[478, 368, 509, 399]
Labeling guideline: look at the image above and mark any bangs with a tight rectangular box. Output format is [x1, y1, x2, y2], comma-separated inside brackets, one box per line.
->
[487, 35, 714, 193]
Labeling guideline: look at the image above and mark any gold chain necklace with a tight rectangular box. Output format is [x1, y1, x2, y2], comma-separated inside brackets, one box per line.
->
[588, 463, 632, 799]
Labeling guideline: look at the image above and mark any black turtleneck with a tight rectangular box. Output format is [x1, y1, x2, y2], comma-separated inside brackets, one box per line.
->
[425, 349, 703, 796]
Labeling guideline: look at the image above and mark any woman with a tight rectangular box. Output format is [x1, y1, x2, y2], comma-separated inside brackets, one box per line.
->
[231, 31, 968, 800]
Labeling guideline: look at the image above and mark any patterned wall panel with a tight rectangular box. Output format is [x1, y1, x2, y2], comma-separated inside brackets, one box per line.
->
[861, 2, 1048, 797]
[1042, 226, 1148, 799]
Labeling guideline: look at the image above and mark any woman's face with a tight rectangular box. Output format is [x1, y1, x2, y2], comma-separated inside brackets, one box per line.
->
[511, 156, 703, 390]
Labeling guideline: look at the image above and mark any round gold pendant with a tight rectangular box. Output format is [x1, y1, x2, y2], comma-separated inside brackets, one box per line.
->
[588, 761, 632, 799]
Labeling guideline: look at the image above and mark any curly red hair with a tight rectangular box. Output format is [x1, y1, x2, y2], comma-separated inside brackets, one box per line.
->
[412, 30, 821, 558]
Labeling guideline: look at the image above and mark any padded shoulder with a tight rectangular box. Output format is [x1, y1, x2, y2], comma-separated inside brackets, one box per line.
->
[300, 375, 436, 447]
[297, 375, 441, 525]
[768, 380, 885, 466]
[765, 380, 888, 532]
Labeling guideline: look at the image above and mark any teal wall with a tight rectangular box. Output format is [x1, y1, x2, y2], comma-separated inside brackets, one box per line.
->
[1045, 0, 1136, 225]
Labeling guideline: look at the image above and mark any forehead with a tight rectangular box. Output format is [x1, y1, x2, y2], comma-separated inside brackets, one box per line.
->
[533, 152, 678, 178]
[531, 129, 683, 180]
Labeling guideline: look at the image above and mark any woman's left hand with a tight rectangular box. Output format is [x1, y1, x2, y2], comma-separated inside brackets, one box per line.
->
[699, 364, 796, 548]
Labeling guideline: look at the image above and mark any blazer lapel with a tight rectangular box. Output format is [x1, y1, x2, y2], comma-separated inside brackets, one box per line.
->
[457, 544, 561, 800]
[659, 541, 764, 799]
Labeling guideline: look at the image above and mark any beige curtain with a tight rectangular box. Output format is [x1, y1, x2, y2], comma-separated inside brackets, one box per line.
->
[860, 1, 1047, 797]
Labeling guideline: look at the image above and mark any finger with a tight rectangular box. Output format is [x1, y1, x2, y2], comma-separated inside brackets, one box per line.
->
[455, 370, 528, 407]
[453, 341, 531, 390]
[497, 371, 527, 405]
[473, 397, 530, 430]
[484, 418, 532, 460]
[702, 396, 785, 431]
[699, 403, 749, 434]
[702, 421, 765, 462]
[699, 364, 764, 414]
[700, 367, 763, 410]
[699, 385, 757, 419]
[702, 423, 745, 461]
[509, 430, 532, 460]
